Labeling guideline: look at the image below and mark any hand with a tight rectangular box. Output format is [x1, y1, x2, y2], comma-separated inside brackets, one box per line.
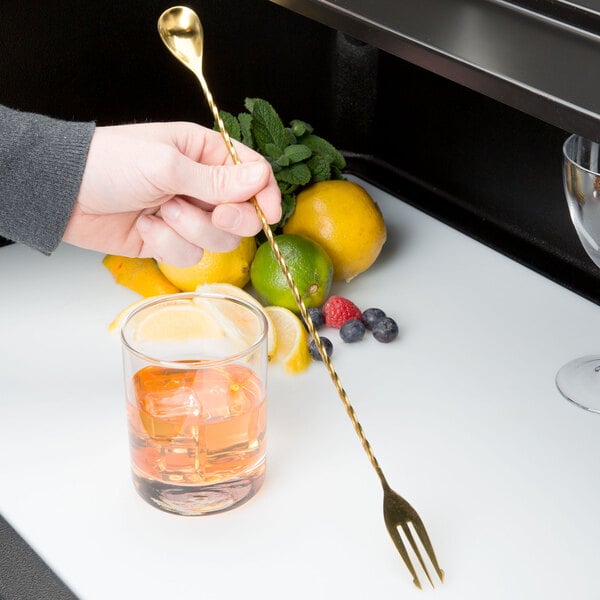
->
[62, 121, 281, 266]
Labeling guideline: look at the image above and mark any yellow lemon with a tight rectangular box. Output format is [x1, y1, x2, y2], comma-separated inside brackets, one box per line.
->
[103, 255, 180, 297]
[157, 236, 257, 291]
[264, 306, 310, 374]
[195, 283, 276, 359]
[250, 234, 333, 313]
[283, 180, 387, 282]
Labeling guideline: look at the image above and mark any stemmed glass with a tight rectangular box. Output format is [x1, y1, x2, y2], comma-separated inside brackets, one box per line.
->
[556, 133, 600, 413]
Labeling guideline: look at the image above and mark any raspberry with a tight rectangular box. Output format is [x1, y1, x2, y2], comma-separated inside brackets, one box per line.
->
[322, 296, 362, 328]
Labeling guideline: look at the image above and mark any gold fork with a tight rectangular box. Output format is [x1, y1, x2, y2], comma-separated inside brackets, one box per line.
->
[157, 6, 444, 588]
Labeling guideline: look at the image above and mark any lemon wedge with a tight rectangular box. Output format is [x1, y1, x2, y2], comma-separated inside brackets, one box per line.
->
[264, 305, 310, 374]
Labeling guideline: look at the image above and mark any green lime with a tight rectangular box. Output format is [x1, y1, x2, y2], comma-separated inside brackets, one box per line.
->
[250, 234, 333, 312]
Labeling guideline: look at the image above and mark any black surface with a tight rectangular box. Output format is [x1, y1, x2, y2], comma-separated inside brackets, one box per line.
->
[270, 0, 600, 141]
[505, 0, 600, 34]
[369, 52, 600, 303]
[0, 1, 336, 131]
[0, 515, 78, 600]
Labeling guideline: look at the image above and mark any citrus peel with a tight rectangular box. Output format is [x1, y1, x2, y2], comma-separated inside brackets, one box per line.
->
[103, 255, 180, 297]
[264, 305, 310, 374]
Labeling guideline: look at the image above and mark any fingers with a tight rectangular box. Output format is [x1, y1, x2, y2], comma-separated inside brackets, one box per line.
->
[96, 122, 283, 265]
[159, 199, 242, 252]
[253, 172, 282, 226]
[168, 153, 283, 228]
[135, 211, 240, 267]
[171, 158, 268, 204]
[136, 215, 203, 267]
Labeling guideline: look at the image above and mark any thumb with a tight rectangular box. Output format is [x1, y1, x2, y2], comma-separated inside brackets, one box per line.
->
[175, 159, 270, 205]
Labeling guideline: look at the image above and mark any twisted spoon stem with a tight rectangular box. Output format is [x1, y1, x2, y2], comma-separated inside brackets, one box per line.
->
[194, 69, 387, 486]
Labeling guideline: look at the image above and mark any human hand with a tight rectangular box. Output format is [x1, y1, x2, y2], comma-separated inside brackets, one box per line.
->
[62, 121, 281, 266]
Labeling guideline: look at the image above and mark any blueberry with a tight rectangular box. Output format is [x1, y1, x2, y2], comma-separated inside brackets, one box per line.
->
[309, 336, 333, 361]
[361, 307, 386, 330]
[372, 317, 398, 343]
[306, 307, 325, 329]
[340, 318, 366, 343]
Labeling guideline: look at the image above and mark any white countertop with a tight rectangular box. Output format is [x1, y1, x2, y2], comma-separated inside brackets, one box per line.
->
[1, 178, 600, 599]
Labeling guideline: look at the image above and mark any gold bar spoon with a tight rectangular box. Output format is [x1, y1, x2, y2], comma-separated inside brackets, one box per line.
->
[157, 6, 444, 588]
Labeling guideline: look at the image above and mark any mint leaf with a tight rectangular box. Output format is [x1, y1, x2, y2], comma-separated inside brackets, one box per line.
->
[306, 155, 331, 182]
[284, 144, 312, 164]
[238, 112, 254, 148]
[283, 128, 297, 146]
[218, 97, 346, 232]
[217, 111, 241, 142]
[276, 163, 312, 185]
[264, 143, 283, 161]
[252, 121, 274, 155]
[247, 97, 287, 150]
[277, 180, 298, 195]
[300, 134, 346, 169]
[278, 193, 296, 228]
[290, 119, 313, 137]
[330, 165, 345, 180]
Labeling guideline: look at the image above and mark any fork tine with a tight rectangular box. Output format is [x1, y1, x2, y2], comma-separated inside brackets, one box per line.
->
[410, 512, 445, 583]
[400, 521, 435, 588]
[384, 519, 422, 589]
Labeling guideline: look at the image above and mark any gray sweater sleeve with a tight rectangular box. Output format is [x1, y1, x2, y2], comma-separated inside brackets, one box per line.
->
[0, 105, 95, 254]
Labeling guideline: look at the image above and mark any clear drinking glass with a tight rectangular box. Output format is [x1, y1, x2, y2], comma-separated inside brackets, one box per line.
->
[556, 133, 600, 413]
[121, 292, 268, 515]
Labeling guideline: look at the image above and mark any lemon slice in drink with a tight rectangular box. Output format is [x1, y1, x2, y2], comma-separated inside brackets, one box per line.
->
[264, 305, 310, 374]
[196, 283, 276, 359]
[108, 296, 167, 334]
[109, 284, 276, 358]
[130, 300, 225, 343]
[109, 294, 225, 341]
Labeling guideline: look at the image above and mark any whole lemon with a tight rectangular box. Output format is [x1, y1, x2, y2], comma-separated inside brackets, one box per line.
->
[283, 180, 387, 282]
[157, 236, 257, 291]
[250, 234, 333, 313]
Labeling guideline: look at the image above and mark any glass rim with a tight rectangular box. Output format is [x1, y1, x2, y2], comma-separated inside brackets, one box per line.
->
[563, 133, 600, 177]
[120, 291, 268, 368]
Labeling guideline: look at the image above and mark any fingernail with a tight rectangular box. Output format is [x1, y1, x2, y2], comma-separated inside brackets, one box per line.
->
[214, 205, 242, 229]
[240, 162, 265, 185]
[162, 200, 181, 220]
[136, 215, 151, 232]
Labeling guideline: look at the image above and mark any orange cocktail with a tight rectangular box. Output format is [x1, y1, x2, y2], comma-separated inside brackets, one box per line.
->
[121, 293, 268, 515]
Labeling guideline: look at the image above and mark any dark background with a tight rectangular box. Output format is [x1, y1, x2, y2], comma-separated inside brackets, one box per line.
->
[0, 0, 596, 303]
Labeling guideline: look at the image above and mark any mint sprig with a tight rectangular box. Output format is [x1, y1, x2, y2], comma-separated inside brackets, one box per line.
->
[216, 97, 346, 230]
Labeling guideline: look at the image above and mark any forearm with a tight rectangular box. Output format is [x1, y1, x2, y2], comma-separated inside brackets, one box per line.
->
[0, 105, 95, 254]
